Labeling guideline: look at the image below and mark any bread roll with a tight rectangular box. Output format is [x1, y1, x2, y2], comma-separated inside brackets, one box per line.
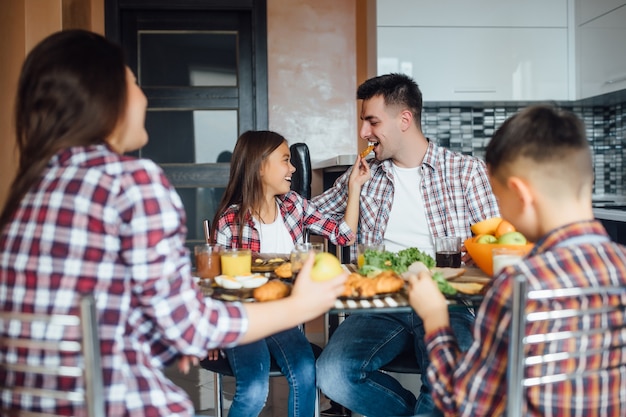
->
[253, 280, 290, 302]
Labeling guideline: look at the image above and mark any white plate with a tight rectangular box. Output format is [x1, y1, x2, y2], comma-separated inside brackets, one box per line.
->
[214, 274, 269, 289]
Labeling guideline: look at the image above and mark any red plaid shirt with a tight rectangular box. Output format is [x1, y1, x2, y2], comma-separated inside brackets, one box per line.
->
[426, 220, 626, 416]
[0, 145, 248, 417]
[215, 191, 355, 251]
[312, 140, 499, 260]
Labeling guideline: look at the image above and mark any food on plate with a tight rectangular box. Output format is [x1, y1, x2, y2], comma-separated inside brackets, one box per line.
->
[360, 144, 375, 158]
[273, 262, 292, 278]
[359, 247, 435, 277]
[375, 270, 406, 293]
[311, 252, 344, 282]
[470, 217, 502, 236]
[253, 280, 291, 302]
[359, 248, 461, 295]
[448, 282, 484, 295]
[214, 274, 268, 289]
[342, 271, 405, 298]
[431, 266, 466, 280]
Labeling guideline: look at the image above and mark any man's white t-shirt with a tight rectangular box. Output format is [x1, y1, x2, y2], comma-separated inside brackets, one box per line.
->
[383, 163, 435, 257]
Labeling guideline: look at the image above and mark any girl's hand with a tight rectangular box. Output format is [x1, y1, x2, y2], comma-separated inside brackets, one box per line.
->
[206, 349, 221, 361]
[177, 355, 199, 374]
[348, 155, 371, 190]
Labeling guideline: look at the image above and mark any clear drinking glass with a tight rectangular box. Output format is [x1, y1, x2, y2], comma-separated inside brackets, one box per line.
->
[194, 244, 222, 279]
[357, 243, 385, 268]
[492, 247, 525, 277]
[435, 236, 462, 268]
[290, 243, 324, 278]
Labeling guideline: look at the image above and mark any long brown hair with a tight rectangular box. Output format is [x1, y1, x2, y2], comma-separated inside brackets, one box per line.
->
[211, 130, 287, 245]
[0, 29, 127, 230]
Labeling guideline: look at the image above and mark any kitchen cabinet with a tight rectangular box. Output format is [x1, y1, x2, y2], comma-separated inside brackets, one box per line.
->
[378, 26, 569, 102]
[377, 0, 567, 27]
[576, 2, 626, 98]
[377, 0, 570, 101]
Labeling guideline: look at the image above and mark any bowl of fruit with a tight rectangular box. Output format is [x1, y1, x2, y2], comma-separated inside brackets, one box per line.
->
[464, 217, 533, 277]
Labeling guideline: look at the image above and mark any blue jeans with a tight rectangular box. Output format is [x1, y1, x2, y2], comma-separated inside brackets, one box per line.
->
[316, 310, 474, 417]
[224, 327, 316, 417]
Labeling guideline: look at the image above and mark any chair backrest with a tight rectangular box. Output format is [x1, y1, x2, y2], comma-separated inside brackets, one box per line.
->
[289, 142, 312, 200]
[507, 275, 626, 416]
[0, 296, 105, 417]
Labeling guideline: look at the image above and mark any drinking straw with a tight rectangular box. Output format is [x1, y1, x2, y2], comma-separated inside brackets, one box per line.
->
[203, 219, 211, 244]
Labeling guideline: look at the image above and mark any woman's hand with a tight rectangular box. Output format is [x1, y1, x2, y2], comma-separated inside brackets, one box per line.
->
[291, 252, 347, 314]
[407, 271, 450, 334]
[238, 252, 347, 344]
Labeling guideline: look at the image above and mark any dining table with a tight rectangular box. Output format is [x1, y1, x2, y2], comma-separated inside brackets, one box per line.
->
[323, 264, 490, 344]
[195, 260, 491, 333]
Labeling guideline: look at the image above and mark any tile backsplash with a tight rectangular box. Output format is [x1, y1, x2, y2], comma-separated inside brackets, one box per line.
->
[423, 103, 626, 195]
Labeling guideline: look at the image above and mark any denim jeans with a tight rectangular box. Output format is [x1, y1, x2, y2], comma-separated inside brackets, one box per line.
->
[224, 327, 316, 417]
[316, 310, 474, 417]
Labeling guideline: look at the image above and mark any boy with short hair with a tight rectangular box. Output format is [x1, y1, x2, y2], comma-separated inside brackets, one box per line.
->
[408, 105, 626, 416]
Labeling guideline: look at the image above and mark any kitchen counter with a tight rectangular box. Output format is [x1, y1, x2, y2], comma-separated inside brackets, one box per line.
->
[312, 154, 357, 171]
[592, 194, 626, 222]
[593, 208, 626, 222]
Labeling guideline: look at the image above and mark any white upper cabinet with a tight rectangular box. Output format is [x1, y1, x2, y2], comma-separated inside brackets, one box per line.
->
[377, 0, 571, 101]
[576, 2, 626, 98]
[378, 0, 567, 27]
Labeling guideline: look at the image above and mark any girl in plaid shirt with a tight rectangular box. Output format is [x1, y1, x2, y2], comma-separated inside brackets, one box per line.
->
[205, 130, 370, 417]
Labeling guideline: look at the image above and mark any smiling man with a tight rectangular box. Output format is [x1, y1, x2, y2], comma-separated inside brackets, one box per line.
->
[312, 73, 500, 417]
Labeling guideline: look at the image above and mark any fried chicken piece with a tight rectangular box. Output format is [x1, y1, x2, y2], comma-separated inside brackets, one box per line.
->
[341, 273, 363, 297]
[355, 278, 378, 298]
[375, 271, 405, 294]
[341, 271, 405, 298]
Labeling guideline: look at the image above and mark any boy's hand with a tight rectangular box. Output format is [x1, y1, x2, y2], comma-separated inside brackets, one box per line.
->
[407, 272, 450, 333]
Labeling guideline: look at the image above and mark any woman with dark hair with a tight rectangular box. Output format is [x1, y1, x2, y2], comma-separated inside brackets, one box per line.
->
[208, 130, 369, 417]
[0, 29, 347, 417]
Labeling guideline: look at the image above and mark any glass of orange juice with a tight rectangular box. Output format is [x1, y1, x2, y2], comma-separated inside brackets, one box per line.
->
[357, 243, 385, 268]
[221, 248, 252, 276]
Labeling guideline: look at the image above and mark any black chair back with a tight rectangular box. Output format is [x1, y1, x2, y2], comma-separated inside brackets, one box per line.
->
[290, 143, 312, 199]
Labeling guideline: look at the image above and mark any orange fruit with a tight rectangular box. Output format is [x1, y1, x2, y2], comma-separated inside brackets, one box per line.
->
[470, 217, 502, 236]
[495, 220, 516, 239]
